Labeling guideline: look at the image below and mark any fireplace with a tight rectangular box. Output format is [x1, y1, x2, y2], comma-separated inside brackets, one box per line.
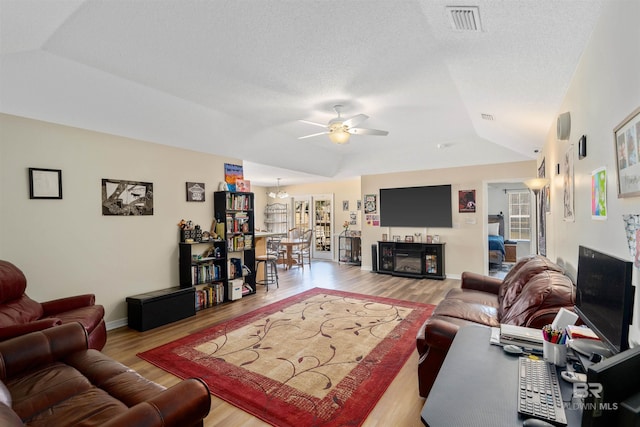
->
[394, 250, 423, 275]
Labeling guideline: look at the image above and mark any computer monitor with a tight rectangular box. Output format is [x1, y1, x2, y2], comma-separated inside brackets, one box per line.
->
[574, 246, 634, 356]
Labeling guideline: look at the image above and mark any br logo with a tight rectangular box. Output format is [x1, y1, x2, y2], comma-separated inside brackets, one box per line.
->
[573, 382, 602, 398]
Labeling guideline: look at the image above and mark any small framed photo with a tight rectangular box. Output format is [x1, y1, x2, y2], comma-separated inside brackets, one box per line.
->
[426, 235, 433, 243]
[393, 235, 401, 242]
[382, 233, 388, 241]
[432, 235, 440, 243]
[404, 235, 414, 242]
[614, 106, 640, 198]
[29, 168, 62, 199]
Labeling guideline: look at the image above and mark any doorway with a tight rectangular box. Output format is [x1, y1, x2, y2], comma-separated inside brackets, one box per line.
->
[291, 195, 334, 260]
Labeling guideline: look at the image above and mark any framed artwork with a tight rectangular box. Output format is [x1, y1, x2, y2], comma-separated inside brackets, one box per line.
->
[29, 168, 62, 199]
[224, 163, 243, 192]
[343, 200, 349, 211]
[591, 167, 607, 220]
[614, 106, 640, 198]
[458, 190, 476, 212]
[364, 194, 377, 213]
[404, 235, 414, 242]
[357, 199, 362, 210]
[563, 146, 575, 222]
[186, 182, 205, 202]
[102, 179, 153, 216]
[393, 235, 401, 242]
[382, 233, 388, 241]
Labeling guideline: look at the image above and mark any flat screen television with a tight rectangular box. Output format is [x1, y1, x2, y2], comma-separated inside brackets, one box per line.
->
[379, 185, 452, 228]
[574, 245, 634, 356]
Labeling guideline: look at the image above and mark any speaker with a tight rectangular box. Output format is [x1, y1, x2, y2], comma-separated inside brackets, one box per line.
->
[371, 244, 378, 272]
[579, 134, 587, 159]
[557, 111, 571, 140]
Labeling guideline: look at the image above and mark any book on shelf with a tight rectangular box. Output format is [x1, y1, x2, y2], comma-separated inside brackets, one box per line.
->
[226, 193, 251, 211]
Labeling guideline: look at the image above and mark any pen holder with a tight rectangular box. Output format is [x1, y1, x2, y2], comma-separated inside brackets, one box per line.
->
[543, 340, 567, 367]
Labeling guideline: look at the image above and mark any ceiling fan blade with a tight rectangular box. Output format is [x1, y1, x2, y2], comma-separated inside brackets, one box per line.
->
[349, 127, 389, 136]
[342, 114, 368, 129]
[299, 119, 328, 128]
[298, 131, 329, 140]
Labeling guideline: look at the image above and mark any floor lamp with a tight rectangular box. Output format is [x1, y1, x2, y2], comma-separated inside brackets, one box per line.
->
[524, 178, 549, 255]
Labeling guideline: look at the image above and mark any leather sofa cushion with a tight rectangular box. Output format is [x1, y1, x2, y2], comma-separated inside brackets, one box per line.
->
[431, 297, 499, 328]
[0, 264, 26, 304]
[500, 270, 575, 326]
[45, 305, 105, 334]
[498, 256, 564, 318]
[444, 288, 500, 308]
[0, 295, 43, 326]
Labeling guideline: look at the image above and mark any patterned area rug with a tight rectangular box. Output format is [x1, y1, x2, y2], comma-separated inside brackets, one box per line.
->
[138, 287, 434, 427]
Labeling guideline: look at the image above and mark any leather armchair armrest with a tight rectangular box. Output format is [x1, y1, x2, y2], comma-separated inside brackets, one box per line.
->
[461, 271, 502, 294]
[423, 317, 461, 350]
[525, 307, 570, 329]
[0, 323, 88, 379]
[41, 294, 96, 316]
[101, 378, 211, 427]
[0, 318, 62, 341]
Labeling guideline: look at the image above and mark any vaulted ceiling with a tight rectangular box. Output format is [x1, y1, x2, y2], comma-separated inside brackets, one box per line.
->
[0, 0, 603, 186]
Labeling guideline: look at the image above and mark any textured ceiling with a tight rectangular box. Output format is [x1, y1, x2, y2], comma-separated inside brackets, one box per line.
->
[0, 0, 603, 186]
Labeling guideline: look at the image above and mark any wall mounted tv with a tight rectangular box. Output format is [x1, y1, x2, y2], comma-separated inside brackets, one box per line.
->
[379, 185, 453, 228]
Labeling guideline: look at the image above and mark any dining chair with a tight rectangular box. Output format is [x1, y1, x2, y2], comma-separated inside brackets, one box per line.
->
[293, 229, 313, 269]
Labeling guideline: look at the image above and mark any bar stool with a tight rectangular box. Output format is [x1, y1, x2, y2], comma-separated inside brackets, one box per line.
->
[256, 238, 280, 291]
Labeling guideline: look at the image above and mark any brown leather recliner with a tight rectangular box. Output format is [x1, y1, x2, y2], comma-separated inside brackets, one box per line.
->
[416, 255, 576, 397]
[0, 322, 211, 427]
[0, 260, 106, 350]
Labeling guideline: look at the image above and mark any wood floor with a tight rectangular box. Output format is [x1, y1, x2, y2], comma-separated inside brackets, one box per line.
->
[103, 261, 461, 427]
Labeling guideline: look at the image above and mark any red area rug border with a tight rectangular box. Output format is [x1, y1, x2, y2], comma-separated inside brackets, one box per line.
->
[138, 287, 434, 427]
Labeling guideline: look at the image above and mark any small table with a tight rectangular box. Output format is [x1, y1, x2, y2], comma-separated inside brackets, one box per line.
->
[279, 238, 304, 269]
[505, 242, 517, 263]
[421, 326, 582, 426]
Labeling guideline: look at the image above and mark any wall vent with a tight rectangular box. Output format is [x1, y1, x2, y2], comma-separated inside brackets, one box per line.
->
[447, 6, 482, 32]
[481, 113, 494, 121]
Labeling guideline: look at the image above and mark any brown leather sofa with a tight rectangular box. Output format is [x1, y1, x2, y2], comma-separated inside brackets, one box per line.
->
[0, 322, 211, 427]
[0, 260, 106, 350]
[416, 255, 575, 397]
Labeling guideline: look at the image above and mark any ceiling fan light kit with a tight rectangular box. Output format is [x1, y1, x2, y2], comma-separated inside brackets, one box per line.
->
[299, 104, 388, 144]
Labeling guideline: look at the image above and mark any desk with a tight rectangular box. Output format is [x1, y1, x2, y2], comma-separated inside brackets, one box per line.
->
[421, 326, 582, 426]
[280, 238, 304, 269]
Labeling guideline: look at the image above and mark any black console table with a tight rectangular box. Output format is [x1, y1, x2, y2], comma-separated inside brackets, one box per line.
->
[377, 242, 445, 280]
[421, 326, 582, 426]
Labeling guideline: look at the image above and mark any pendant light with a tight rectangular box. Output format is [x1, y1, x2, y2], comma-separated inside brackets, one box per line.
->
[267, 178, 289, 199]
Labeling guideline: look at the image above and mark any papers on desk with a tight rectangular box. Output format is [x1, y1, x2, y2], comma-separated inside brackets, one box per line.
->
[490, 324, 544, 352]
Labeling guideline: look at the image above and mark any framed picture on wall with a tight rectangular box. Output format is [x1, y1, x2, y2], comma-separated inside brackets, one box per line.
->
[614, 106, 640, 198]
[29, 168, 62, 199]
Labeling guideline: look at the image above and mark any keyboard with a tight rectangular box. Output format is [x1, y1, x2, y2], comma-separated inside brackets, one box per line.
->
[517, 357, 567, 425]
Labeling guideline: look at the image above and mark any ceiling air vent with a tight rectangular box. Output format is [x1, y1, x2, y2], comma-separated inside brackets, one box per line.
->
[481, 113, 494, 121]
[447, 6, 482, 32]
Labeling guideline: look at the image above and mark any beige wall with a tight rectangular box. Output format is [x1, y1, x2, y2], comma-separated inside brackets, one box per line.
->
[0, 114, 265, 327]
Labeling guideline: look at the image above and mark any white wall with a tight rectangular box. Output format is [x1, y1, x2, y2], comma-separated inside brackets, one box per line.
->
[539, 1, 640, 344]
[0, 114, 264, 327]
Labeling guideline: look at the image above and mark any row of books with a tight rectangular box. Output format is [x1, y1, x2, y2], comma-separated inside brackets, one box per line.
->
[190, 263, 222, 285]
[226, 194, 252, 211]
[226, 213, 250, 233]
[195, 283, 225, 310]
[228, 235, 253, 251]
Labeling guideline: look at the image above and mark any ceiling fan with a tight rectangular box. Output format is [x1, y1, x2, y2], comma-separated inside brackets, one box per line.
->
[298, 105, 389, 144]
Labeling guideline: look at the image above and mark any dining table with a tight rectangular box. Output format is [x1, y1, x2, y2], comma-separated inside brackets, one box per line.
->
[279, 238, 304, 269]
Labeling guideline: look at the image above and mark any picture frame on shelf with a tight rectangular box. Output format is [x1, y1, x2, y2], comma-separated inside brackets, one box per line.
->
[393, 235, 401, 242]
[614, 106, 640, 198]
[404, 235, 413, 242]
[382, 233, 388, 241]
[426, 235, 433, 243]
[432, 235, 440, 243]
[29, 168, 62, 199]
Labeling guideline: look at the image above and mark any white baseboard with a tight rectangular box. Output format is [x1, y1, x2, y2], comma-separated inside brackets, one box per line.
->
[106, 318, 128, 331]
